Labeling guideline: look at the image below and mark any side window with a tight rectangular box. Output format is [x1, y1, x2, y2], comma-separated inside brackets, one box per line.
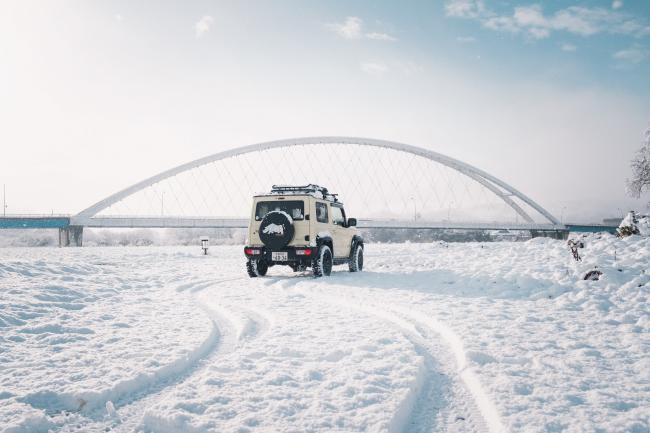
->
[316, 202, 329, 223]
[331, 206, 345, 226]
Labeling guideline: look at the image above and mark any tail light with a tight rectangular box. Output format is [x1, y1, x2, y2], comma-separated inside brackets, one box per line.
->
[245, 248, 261, 255]
[296, 249, 312, 256]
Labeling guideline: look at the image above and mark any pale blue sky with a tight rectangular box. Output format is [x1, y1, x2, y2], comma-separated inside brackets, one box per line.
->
[1, 0, 649, 221]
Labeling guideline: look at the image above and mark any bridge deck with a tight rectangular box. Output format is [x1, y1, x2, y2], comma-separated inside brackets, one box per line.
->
[76, 216, 568, 231]
[0, 216, 70, 229]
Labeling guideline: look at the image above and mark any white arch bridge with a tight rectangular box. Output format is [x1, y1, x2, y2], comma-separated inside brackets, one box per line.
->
[4, 137, 572, 245]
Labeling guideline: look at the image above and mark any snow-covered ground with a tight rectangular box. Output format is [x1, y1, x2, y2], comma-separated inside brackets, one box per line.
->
[1, 236, 649, 433]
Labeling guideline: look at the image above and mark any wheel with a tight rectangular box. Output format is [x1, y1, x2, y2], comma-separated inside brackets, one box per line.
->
[349, 243, 363, 272]
[246, 258, 268, 277]
[312, 245, 333, 277]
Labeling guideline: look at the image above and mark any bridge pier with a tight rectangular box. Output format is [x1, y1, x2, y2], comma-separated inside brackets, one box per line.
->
[59, 226, 84, 247]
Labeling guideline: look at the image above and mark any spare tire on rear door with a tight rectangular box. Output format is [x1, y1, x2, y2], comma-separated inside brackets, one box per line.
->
[259, 211, 295, 250]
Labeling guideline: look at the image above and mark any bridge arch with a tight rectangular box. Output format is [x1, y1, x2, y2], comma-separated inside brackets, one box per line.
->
[72, 137, 559, 226]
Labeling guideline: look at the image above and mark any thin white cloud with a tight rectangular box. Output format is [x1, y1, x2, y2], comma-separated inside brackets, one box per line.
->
[612, 1, 623, 10]
[195, 15, 214, 38]
[360, 62, 388, 76]
[445, 0, 486, 19]
[613, 45, 647, 63]
[327, 17, 396, 41]
[327, 16, 363, 39]
[514, 5, 546, 28]
[114, 14, 123, 22]
[561, 43, 577, 52]
[444, 1, 650, 39]
[483, 16, 519, 33]
[456, 36, 477, 43]
[366, 32, 397, 41]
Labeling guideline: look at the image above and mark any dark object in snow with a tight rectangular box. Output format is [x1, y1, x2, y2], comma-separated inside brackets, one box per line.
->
[567, 239, 583, 262]
[584, 269, 603, 281]
[455, 416, 466, 422]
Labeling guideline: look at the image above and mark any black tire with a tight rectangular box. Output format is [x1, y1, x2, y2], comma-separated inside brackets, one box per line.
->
[246, 258, 268, 277]
[312, 245, 333, 277]
[349, 243, 363, 272]
[259, 211, 294, 250]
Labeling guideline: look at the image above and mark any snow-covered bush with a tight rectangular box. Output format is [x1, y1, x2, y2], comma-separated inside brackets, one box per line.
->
[616, 210, 650, 237]
[567, 237, 584, 261]
[617, 211, 640, 237]
[627, 124, 650, 206]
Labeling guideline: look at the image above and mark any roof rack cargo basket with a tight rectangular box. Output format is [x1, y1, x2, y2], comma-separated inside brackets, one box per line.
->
[270, 184, 338, 202]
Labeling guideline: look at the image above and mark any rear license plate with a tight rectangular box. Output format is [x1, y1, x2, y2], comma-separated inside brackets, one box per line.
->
[272, 252, 288, 261]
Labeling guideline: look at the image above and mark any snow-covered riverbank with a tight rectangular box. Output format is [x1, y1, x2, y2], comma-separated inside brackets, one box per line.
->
[1, 235, 648, 433]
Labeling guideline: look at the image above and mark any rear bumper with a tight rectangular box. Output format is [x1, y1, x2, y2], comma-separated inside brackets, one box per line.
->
[244, 245, 316, 264]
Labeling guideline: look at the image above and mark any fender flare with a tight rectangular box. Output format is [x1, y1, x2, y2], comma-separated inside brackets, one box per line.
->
[350, 235, 364, 257]
[316, 234, 334, 255]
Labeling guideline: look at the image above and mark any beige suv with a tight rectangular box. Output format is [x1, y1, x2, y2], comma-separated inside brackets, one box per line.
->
[244, 185, 364, 277]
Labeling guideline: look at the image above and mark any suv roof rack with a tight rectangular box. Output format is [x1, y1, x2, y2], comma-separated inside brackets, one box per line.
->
[270, 184, 339, 202]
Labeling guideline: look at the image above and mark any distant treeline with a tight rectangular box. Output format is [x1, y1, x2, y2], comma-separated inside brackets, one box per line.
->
[360, 228, 529, 243]
[0, 227, 528, 247]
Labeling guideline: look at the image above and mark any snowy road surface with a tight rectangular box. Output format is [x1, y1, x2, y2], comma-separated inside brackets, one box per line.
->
[1, 236, 649, 433]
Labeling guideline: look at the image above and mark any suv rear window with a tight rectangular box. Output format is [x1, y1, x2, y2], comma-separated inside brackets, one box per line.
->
[255, 200, 305, 221]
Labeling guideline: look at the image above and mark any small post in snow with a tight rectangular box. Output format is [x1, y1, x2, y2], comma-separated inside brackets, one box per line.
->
[200, 237, 209, 255]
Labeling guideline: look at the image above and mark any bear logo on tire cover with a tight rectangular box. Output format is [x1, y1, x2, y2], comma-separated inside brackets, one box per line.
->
[262, 223, 285, 236]
[259, 211, 295, 250]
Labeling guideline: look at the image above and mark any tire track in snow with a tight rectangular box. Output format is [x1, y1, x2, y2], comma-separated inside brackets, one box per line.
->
[390, 306, 505, 433]
[24, 276, 269, 432]
[19, 277, 241, 418]
[18, 319, 223, 416]
[135, 284, 275, 432]
[297, 288, 502, 433]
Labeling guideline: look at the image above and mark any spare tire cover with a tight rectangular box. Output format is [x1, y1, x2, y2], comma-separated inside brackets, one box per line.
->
[259, 211, 294, 250]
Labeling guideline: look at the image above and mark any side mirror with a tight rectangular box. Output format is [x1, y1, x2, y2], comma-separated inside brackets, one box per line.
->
[347, 218, 357, 227]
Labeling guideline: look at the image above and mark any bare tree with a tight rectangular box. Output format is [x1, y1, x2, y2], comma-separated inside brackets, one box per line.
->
[627, 125, 650, 206]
